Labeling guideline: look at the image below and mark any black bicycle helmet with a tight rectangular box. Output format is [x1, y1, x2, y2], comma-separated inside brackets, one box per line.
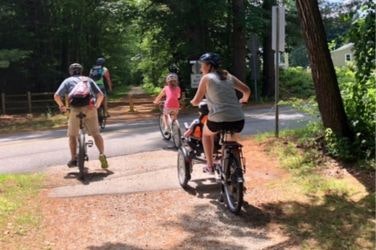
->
[198, 99, 209, 115]
[96, 57, 105, 66]
[69, 63, 83, 76]
[199, 52, 221, 68]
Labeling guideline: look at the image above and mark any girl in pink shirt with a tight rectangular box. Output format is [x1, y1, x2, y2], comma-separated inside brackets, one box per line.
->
[153, 73, 181, 133]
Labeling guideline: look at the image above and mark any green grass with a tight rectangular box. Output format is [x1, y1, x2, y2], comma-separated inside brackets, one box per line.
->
[259, 130, 375, 249]
[0, 174, 44, 241]
[108, 83, 131, 101]
[0, 113, 68, 134]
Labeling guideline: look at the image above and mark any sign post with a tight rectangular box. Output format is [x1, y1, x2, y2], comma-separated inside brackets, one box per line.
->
[272, 5, 285, 137]
[189, 60, 201, 89]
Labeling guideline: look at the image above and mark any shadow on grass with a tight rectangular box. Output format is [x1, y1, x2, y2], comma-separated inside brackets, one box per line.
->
[261, 193, 375, 249]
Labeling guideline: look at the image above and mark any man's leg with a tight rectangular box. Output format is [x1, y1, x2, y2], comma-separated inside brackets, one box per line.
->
[69, 136, 77, 159]
[93, 134, 104, 154]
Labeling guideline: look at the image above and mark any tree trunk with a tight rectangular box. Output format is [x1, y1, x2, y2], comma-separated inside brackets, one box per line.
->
[295, 0, 353, 138]
[262, 0, 275, 97]
[231, 0, 246, 82]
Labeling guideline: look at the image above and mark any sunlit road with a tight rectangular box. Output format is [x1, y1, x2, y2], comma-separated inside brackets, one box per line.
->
[0, 105, 312, 174]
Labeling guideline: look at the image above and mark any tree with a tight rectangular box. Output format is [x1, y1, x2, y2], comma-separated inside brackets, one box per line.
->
[295, 0, 353, 138]
[231, 0, 247, 82]
[261, 0, 276, 97]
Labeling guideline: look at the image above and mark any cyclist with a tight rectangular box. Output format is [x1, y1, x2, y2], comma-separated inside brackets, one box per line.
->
[190, 52, 251, 174]
[153, 73, 181, 135]
[89, 57, 113, 117]
[54, 63, 109, 169]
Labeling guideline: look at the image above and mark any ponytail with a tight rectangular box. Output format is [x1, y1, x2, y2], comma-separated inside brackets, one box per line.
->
[216, 68, 228, 80]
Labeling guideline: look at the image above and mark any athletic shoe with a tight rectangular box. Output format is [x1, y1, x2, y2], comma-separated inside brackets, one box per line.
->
[67, 159, 77, 168]
[99, 154, 108, 169]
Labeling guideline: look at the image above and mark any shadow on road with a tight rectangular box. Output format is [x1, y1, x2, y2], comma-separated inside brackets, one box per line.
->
[64, 169, 114, 185]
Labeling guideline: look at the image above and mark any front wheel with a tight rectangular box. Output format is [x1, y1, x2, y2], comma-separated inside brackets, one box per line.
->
[171, 120, 182, 148]
[77, 132, 86, 180]
[222, 154, 244, 214]
[177, 147, 191, 189]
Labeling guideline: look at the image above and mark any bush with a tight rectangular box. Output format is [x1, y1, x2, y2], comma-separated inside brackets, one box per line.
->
[279, 67, 314, 100]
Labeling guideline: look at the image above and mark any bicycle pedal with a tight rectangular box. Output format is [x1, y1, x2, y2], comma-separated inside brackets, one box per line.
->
[87, 140, 94, 147]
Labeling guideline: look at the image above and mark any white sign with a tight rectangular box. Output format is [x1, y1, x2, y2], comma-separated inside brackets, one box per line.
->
[190, 74, 201, 88]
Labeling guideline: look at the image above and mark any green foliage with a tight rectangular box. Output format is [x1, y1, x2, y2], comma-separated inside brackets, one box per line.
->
[324, 128, 353, 161]
[279, 67, 315, 100]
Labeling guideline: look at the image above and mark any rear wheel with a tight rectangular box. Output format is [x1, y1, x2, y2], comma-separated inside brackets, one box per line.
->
[77, 132, 86, 180]
[171, 120, 182, 148]
[159, 113, 171, 140]
[98, 106, 106, 130]
[177, 148, 191, 189]
[223, 153, 244, 214]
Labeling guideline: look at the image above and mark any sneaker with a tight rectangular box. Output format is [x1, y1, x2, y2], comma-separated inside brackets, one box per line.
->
[163, 129, 170, 136]
[203, 166, 215, 175]
[67, 158, 77, 168]
[99, 154, 108, 169]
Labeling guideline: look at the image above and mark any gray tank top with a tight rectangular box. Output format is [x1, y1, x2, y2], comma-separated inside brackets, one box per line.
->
[205, 72, 244, 122]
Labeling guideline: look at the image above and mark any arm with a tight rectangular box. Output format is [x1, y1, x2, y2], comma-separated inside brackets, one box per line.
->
[153, 88, 166, 104]
[54, 93, 67, 113]
[104, 69, 113, 92]
[190, 76, 208, 106]
[90, 79, 105, 108]
[232, 74, 251, 103]
[54, 82, 68, 112]
[94, 92, 104, 109]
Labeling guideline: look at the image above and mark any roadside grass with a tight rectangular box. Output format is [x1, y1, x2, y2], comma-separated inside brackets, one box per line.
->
[0, 113, 68, 134]
[108, 83, 131, 101]
[0, 173, 44, 245]
[256, 130, 375, 250]
[0, 84, 132, 135]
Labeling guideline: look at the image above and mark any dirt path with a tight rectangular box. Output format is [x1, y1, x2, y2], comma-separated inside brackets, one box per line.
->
[3, 87, 300, 249]
[31, 139, 295, 250]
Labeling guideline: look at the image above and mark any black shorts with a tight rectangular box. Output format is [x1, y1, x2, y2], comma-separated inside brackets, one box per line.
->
[206, 119, 244, 133]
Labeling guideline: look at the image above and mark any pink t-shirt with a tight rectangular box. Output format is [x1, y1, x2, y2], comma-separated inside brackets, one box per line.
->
[164, 85, 181, 109]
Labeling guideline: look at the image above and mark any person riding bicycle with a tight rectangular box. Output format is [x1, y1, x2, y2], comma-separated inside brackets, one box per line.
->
[190, 52, 251, 174]
[89, 57, 113, 117]
[153, 73, 181, 135]
[54, 63, 109, 169]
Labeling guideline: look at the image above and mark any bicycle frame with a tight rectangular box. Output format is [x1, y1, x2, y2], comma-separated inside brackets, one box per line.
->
[76, 112, 93, 180]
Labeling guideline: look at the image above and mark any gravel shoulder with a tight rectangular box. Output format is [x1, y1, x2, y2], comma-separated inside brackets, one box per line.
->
[27, 139, 299, 250]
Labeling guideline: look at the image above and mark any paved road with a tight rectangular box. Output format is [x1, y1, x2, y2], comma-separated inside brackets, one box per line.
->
[0, 105, 311, 174]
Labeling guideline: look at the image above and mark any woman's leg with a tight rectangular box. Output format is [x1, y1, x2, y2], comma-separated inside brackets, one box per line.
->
[202, 125, 217, 169]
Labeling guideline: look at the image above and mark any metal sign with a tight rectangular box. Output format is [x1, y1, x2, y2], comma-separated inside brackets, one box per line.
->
[272, 6, 285, 52]
[190, 60, 201, 88]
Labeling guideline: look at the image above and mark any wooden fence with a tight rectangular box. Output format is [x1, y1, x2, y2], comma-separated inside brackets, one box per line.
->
[0, 92, 58, 114]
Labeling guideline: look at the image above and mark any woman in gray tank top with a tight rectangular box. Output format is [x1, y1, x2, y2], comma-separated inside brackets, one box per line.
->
[191, 52, 251, 174]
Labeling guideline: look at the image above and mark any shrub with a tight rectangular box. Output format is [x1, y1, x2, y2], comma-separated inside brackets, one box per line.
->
[279, 67, 314, 100]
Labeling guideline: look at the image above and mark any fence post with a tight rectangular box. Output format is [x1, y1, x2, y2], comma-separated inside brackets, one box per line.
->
[27, 91, 32, 113]
[128, 94, 135, 112]
[1, 93, 5, 115]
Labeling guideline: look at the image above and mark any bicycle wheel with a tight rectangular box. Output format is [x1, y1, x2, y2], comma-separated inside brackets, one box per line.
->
[98, 106, 106, 130]
[177, 147, 191, 189]
[77, 131, 86, 180]
[159, 113, 171, 140]
[222, 153, 244, 214]
[171, 120, 182, 148]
